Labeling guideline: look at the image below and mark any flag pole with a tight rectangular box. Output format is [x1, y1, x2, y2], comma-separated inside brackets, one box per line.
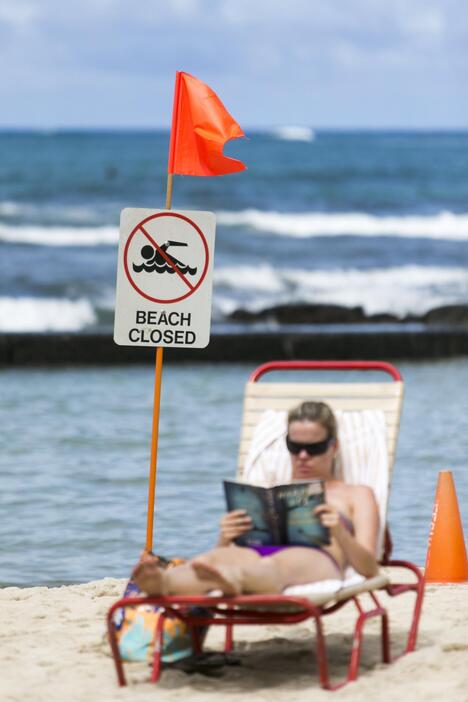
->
[165, 174, 173, 210]
[145, 188, 173, 554]
[145, 344, 164, 552]
[144, 76, 180, 553]
[145, 178, 174, 554]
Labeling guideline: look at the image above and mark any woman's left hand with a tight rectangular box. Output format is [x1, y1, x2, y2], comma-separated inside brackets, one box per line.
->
[314, 503, 344, 535]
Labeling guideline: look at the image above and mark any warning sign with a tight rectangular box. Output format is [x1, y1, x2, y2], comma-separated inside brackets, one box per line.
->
[114, 208, 216, 348]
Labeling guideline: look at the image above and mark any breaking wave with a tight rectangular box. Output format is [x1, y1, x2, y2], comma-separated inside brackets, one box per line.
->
[0, 200, 105, 224]
[213, 264, 468, 317]
[3, 210, 468, 247]
[0, 297, 96, 331]
[271, 126, 315, 142]
[0, 224, 118, 246]
[217, 210, 468, 240]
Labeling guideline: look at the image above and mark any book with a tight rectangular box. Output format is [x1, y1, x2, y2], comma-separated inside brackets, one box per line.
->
[223, 480, 330, 548]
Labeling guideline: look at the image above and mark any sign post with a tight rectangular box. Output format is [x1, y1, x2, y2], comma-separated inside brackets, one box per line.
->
[114, 206, 216, 551]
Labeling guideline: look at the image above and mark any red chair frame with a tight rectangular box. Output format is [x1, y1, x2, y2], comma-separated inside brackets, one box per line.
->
[107, 361, 424, 690]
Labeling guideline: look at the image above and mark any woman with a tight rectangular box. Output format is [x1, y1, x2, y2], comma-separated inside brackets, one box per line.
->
[133, 401, 380, 596]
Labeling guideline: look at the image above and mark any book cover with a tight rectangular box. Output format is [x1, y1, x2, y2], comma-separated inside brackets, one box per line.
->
[223, 481, 280, 546]
[273, 482, 330, 547]
[223, 480, 330, 547]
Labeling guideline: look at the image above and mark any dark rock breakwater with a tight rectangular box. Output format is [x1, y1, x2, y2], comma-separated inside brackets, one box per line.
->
[1, 325, 468, 366]
[228, 303, 468, 326]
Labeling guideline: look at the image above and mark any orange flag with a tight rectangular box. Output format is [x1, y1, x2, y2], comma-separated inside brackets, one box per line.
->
[167, 71, 246, 177]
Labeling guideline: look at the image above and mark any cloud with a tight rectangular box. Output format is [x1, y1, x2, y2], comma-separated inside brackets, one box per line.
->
[0, 0, 467, 127]
[1, 1, 465, 72]
[0, 2, 38, 28]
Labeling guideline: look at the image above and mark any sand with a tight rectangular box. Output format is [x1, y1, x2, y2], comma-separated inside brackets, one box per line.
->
[1, 569, 467, 702]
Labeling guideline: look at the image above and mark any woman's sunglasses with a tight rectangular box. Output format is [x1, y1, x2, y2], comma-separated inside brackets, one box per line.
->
[286, 435, 333, 456]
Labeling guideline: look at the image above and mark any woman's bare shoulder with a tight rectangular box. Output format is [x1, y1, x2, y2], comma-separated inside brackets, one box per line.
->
[329, 482, 377, 505]
[327, 480, 374, 494]
[347, 484, 377, 501]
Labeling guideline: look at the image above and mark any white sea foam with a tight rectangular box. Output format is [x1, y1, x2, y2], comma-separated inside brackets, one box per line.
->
[217, 209, 468, 240]
[0, 224, 118, 246]
[0, 297, 96, 331]
[215, 263, 284, 293]
[0, 200, 104, 223]
[0, 201, 22, 216]
[214, 264, 468, 316]
[4, 210, 468, 246]
[271, 126, 315, 142]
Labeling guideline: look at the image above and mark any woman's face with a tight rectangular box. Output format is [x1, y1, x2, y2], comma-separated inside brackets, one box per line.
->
[288, 420, 336, 481]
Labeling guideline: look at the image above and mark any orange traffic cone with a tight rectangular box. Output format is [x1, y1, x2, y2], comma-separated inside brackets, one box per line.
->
[425, 470, 468, 583]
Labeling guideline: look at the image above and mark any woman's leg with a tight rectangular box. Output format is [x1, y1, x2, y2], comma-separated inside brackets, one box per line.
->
[133, 546, 263, 596]
[268, 547, 342, 589]
[134, 546, 341, 596]
[192, 547, 285, 594]
[194, 547, 342, 594]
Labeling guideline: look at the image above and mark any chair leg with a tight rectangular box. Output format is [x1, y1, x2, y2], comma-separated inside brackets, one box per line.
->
[347, 611, 366, 682]
[381, 611, 391, 663]
[313, 615, 331, 690]
[106, 613, 127, 686]
[322, 596, 389, 691]
[224, 624, 234, 652]
[191, 625, 204, 655]
[406, 580, 425, 653]
[348, 595, 390, 682]
[151, 614, 166, 683]
[384, 560, 425, 654]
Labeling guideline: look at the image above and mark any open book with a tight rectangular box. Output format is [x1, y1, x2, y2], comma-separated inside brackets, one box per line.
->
[223, 480, 330, 547]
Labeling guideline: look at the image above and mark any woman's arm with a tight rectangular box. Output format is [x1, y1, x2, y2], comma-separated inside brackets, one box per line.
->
[315, 485, 380, 577]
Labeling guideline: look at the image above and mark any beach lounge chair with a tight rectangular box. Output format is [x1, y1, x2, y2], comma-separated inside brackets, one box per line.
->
[107, 360, 425, 690]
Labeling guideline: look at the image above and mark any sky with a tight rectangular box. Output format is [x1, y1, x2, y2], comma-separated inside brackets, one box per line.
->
[1, 0, 467, 129]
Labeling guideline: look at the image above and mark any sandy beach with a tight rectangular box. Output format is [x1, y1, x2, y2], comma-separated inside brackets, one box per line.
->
[1, 569, 467, 702]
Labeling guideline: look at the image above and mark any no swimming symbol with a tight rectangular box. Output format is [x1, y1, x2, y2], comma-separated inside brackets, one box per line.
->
[123, 212, 209, 304]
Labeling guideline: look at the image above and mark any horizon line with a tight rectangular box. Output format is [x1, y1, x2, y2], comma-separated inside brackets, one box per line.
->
[0, 125, 467, 134]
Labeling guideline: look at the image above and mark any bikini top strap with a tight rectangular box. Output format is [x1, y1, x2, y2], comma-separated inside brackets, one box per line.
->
[338, 512, 354, 535]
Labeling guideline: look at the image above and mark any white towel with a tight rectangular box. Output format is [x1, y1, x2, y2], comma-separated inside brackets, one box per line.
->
[283, 568, 365, 597]
[243, 410, 291, 487]
[336, 410, 389, 554]
[243, 408, 389, 556]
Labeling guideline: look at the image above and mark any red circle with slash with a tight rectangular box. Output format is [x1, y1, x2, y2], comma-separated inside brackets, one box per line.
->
[123, 212, 209, 304]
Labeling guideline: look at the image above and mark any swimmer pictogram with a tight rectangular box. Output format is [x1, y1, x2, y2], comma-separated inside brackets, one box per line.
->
[132, 240, 198, 276]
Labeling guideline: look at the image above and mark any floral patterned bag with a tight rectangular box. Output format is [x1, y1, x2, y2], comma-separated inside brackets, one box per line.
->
[113, 555, 208, 664]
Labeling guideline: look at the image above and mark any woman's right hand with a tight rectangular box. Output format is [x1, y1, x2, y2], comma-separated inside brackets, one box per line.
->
[219, 509, 253, 546]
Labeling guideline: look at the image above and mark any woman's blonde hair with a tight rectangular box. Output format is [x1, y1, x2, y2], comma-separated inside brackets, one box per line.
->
[287, 401, 337, 440]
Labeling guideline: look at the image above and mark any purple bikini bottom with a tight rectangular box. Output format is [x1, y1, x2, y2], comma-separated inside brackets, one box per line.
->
[248, 544, 342, 574]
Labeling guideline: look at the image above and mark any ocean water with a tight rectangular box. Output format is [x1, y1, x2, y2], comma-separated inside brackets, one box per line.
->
[1, 130, 468, 588]
[1, 360, 468, 587]
[1, 129, 468, 330]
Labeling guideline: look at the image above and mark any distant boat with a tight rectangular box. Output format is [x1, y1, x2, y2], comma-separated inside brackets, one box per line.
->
[272, 126, 315, 142]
